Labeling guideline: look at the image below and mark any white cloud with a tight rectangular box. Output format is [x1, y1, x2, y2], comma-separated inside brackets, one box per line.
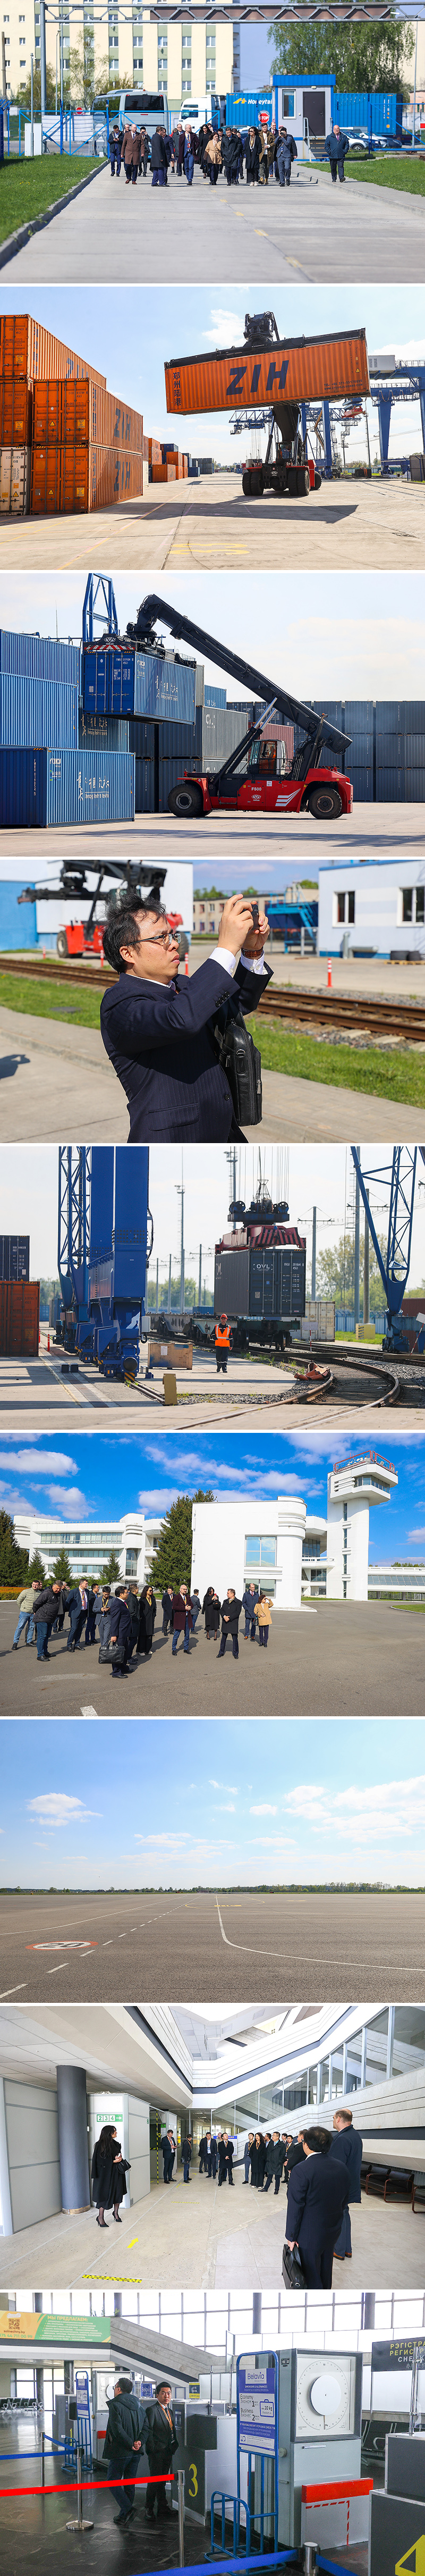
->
[45, 1486, 89, 1513]
[250, 1804, 278, 1816]
[209, 1778, 238, 1794]
[202, 306, 245, 346]
[283, 1775, 425, 1842]
[27, 1793, 101, 1826]
[214, 1804, 236, 1814]
[0, 1449, 78, 1475]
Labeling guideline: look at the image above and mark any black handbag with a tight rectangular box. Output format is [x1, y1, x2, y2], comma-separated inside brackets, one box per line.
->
[282, 2241, 307, 2290]
[211, 994, 262, 1128]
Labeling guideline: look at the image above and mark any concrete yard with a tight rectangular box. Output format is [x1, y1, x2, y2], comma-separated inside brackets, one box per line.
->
[0, 2162, 419, 2294]
[0, 1883, 423, 2003]
[2, 468, 424, 576]
[2, 1344, 425, 1437]
[2, 1600, 424, 1719]
[4, 159, 425, 286]
[0, 804, 422, 865]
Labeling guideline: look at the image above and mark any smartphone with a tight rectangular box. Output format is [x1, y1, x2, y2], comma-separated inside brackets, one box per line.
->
[251, 902, 259, 929]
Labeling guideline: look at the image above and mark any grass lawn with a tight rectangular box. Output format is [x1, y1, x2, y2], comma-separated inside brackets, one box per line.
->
[0, 155, 99, 245]
[347, 153, 425, 193]
[0, 969, 102, 1028]
[248, 1013, 425, 1107]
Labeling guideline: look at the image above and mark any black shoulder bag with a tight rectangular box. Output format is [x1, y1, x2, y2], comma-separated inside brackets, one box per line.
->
[211, 991, 263, 1128]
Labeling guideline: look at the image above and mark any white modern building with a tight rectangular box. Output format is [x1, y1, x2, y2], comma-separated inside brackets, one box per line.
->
[191, 1455, 398, 1609]
[14, 1511, 163, 1585]
[318, 856, 425, 958]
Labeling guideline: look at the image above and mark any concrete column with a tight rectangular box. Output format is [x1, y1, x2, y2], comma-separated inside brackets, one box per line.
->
[276, 1498, 307, 1608]
[0, 2078, 12, 2236]
[252, 2294, 262, 2336]
[114, 2293, 122, 2317]
[362, 2292, 375, 2330]
[56, 2067, 90, 2212]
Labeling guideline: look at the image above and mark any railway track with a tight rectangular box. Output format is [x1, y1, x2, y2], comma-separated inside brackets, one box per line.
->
[1, 954, 424, 1044]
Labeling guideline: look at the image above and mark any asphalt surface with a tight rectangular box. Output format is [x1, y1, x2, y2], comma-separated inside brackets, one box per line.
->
[4, 159, 424, 285]
[3, 468, 424, 576]
[0, 1885, 423, 2002]
[0, 1005, 423, 1149]
[3, 1601, 423, 1716]
[0, 801, 423, 862]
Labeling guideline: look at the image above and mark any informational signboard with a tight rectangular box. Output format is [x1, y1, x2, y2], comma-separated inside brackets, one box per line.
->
[372, 2342, 425, 2375]
[237, 2361, 277, 2455]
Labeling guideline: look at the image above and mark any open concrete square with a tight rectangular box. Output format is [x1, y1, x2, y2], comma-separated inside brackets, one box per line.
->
[3, 1598, 424, 1718]
[0, 1885, 424, 2002]
[2, 466, 423, 576]
[3, 161, 424, 286]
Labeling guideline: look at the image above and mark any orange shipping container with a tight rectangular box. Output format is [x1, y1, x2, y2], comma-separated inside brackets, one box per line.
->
[32, 377, 143, 456]
[0, 379, 32, 446]
[166, 465, 177, 481]
[152, 463, 168, 482]
[0, 314, 106, 389]
[0, 1278, 40, 1358]
[164, 328, 370, 418]
[30, 445, 144, 516]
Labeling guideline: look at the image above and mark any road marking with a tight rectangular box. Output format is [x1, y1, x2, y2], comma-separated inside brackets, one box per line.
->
[27, 1941, 97, 1951]
[128, 2238, 139, 2248]
[47, 1964, 68, 1975]
[0, 1983, 27, 1998]
[81, 1705, 99, 1717]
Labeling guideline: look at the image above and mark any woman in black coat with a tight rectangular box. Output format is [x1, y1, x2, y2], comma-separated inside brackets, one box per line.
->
[138, 1584, 156, 1657]
[203, 1587, 220, 1641]
[257, 2132, 267, 2189]
[91, 2124, 128, 2229]
[250, 2134, 260, 2188]
[245, 127, 260, 183]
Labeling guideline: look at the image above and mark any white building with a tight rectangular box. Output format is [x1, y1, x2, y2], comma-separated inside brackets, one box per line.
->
[0, 4, 233, 112]
[191, 1456, 399, 1609]
[14, 1511, 163, 1585]
[318, 857, 425, 958]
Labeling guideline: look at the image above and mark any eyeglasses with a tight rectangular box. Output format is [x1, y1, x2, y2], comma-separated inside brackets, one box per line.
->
[140, 927, 177, 949]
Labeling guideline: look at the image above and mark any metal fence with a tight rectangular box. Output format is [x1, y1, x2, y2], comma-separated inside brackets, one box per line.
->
[1, 100, 108, 157]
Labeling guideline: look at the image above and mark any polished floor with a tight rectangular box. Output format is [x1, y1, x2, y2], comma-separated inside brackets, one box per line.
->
[0, 2165, 422, 2293]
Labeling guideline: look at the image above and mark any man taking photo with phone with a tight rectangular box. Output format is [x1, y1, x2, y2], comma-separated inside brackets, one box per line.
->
[100, 893, 271, 1141]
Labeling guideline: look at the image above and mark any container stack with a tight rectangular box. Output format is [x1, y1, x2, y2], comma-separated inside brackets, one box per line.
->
[148, 434, 191, 483]
[0, 311, 144, 518]
[0, 629, 135, 826]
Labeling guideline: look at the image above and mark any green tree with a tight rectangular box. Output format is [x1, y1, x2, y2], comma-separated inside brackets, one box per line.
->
[147, 1274, 198, 1311]
[317, 1228, 387, 1309]
[52, 1548, 73, 1585]
[151, 1489, 215, 1593]
[28, 1550, 48, 1584]
[100, 1550, 120, 1584]
[268, 20, 413, 94]
[15, 63, 57, 109]
[0, 1510, 29, 1587]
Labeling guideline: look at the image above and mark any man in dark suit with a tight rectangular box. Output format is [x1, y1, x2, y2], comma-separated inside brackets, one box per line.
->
[66, 1579, 89, 1652]
[104, 2373, 148, 2527]
[144, 2384, 178, 2518]
[108, 1587, 133, 1677]
[162, 2131, 175, 2184]
[285, 2127, 348, 2288]
[218, 1589, 242, 1659]
[332, 2107, 363, 2259]
[100, 893, 271, 1142]
[284, 2132, 306, 2182]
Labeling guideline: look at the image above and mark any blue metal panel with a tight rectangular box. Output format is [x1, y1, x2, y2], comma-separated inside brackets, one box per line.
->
[78, 711, 129, 750]
[335, 89, 402, 135]
[134, 758, 155, 812]
[82, 648, 107, 714]
[46, 749, 135, 824]
[376, 766, 405, 799]
[205, 684, 226, 708]
[0, 678, 79, 749]
[89, 1147, 114, 1266]
[0, 880, 37, 946]
[133, 654, 196, 725]
[113, 1145, 149, 1307]
[110, 651, 135, 714]
[0, 630, 81, 687]
[0, 746, 47, 826]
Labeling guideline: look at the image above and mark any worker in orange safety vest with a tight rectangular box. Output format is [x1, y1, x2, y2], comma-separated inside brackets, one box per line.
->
[215, 1313, 233, 1375]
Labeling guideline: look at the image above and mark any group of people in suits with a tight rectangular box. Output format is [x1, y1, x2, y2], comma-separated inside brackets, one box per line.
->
[15, 1576, 158, 1675]
[104, 2376, 178, 2528]
[156, 2110, 362, 2285]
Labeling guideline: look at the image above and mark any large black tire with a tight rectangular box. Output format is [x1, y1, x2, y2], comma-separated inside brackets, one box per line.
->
[314, 469, 322, 490]
[242, 471, 252, 496]
[250, 469, 265, 498]
[307, 785, 343, 820]
[167, 780, 204, 818]
[56, 929, 69, 957]
[297, 467, 311, 496]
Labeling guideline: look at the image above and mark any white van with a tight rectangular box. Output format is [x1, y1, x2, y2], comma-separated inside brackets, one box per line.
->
[178, 94, 221, 133]
[118, 89, 169, 135]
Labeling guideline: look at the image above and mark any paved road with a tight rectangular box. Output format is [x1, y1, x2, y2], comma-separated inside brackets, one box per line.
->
[2, 1347, 424, 1435]
[0, 804, 422, 868]
[0, 1885, 423, 2001]
[4, 161, 424, 285]
[2, 1601, 423, 1716]
[2, 469, 423, 577]
[1, 1000, 422, 1145]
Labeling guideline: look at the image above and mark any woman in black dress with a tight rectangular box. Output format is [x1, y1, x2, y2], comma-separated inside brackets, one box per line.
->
[138, 1584, 157, 1658]
[203, 1587, 220, 1643]
[91, 2124, 129, 2229]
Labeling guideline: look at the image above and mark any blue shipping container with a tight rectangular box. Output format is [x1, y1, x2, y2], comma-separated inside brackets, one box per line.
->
[82, 647, 197, 727]
[78, 711, 130, 751]
[0, 630, 81, 688]
[334, 90, 403, 138]
[0, 678, 79, 750]
[0, 879, 37, 947]
[0, 748, 47, 828]
[46, 749, 135, 825]
[205, 685, 227, 709]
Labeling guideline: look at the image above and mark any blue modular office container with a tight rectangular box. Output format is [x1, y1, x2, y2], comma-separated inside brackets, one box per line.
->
[334, 90, 403, 138]
[0, 678, 79, 749]
[0, 878, 37, 944]
[45, 748, 135, 825]
[0, 630, 81, 687]
[0, 748, 47, 827]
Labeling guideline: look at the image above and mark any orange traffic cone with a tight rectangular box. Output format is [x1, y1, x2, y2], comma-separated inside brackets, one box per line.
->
[185, 954, 189, 976]
[47, 1333, 50, 1352]
[327, 958, 332, 990]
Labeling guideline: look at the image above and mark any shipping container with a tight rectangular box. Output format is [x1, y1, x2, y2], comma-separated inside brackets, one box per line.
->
[0, 1278, 40, 1358]
[32, 377, 143, 455]
[0, 379, 32, 446]
[0, 447, 30, 516]
[30, 445, 144, 515]
[376, 767, 406, 799]
[133, 655, 196, 725]
[0, 676, 79, 750]
[165, 328, 370, 419]
[0, 313, 106, 388]
[0, 1234, 30, 1282]
[82, 645, 136, 717]
[78, 709, 130, 751]
[214, 1241, 306, 1322]
[45, 748, 135, 826]
[334, 88, 403, 137]
[152, 463, 168, 482]
[0, 630, 81, 687]
[205, 684, 226, 709]
[0, 746, 47, 827]
[167, 466, 177, 481]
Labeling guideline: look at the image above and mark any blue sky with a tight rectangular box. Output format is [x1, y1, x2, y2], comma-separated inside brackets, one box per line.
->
[3, 1143, 425, 1303]
[1, 1717, 424, 1890]
[0, 283, 423, 459]
[5, 1430, 425, 1558]
[0, 567, 423, 705]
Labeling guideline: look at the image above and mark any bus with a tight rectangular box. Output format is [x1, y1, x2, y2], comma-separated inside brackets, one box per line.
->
[118, 88, 169, 135]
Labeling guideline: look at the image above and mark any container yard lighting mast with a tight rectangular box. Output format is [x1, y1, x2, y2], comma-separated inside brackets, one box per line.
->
[351, 1147, 425, 1354]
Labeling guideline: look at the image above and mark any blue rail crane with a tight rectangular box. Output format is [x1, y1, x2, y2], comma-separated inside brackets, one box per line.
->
[57, 1145, 152, 1380]
[351, 1146, 425, 1353]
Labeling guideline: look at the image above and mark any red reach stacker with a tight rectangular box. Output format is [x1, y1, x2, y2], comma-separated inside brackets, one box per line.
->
[164, 308, 370, 503]
[133, 594, 353, 821]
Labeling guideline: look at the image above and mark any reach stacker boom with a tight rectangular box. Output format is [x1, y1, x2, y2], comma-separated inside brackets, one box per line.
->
[134, 593, 352, 820]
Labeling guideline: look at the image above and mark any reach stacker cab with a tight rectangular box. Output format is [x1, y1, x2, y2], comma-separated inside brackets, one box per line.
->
[131, 593, 353, 822]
